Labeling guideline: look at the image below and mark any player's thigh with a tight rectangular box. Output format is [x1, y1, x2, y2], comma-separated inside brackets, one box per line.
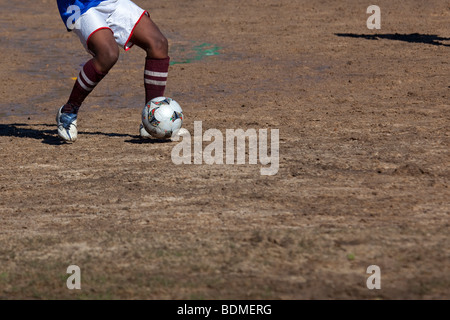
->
[130, 14, 168, 58]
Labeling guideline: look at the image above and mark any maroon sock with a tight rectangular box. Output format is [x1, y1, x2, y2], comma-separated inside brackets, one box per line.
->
[61, 102, 80, 114]
[144, 57, 170, 104]
[64, 59, 107, 113]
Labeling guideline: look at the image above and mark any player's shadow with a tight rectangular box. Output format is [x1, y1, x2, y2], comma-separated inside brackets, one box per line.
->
[0, 123, 62, 145]
[0, 123, 137, 145]
[335, 33, 450, 47]
[124, 137, 173, 144]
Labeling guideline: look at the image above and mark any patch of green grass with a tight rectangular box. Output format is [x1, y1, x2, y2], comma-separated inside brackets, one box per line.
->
[78, 292, 114, 300]
[189, 293, 205, 300]
[146, 275, 176, 288]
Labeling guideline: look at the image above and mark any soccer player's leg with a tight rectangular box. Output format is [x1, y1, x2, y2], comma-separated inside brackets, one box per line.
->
[57, 29, 118, 142]
[130, 14, 169, 139]
[130, 14, 170, 104]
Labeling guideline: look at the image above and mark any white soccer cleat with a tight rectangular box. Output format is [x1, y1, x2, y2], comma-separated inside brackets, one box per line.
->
[139, 123, 152, 139]
[140, 123, 188, 141]
[56, 106, 78, 142]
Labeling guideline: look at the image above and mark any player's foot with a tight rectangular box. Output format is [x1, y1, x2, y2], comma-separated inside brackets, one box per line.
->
[140, 124, 188, 141]
[139, 123, 152, 139]
[56, 105, 78, 142]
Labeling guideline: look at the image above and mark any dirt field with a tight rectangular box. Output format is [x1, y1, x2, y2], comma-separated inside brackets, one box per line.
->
[0, 0, 449, 299]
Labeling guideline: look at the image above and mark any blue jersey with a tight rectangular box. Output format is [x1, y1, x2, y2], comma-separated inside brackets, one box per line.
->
[57, 0, 107, 30]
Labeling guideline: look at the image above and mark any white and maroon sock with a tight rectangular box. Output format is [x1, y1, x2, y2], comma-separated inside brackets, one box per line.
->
[144, 57, 170, 104]
[64, 59, 107, 113]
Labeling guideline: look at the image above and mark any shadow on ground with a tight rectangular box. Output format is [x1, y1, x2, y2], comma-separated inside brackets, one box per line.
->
[335, 33, 450, 47]
[0, 123, 142, 145]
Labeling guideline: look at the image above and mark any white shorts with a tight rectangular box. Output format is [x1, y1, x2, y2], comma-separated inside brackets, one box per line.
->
[73, 0, 148, 53]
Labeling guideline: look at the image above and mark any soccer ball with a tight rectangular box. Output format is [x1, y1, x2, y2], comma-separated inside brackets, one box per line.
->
[142, 97, 184, 139]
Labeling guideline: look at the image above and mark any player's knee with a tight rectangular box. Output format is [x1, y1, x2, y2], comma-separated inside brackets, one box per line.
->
[146, 34, 168, 59]
[104, 47, 119, 67]
[96, 47, 119, 72]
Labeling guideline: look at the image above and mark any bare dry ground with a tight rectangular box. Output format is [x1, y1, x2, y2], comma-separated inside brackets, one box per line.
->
[0, 0, 449, 299]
